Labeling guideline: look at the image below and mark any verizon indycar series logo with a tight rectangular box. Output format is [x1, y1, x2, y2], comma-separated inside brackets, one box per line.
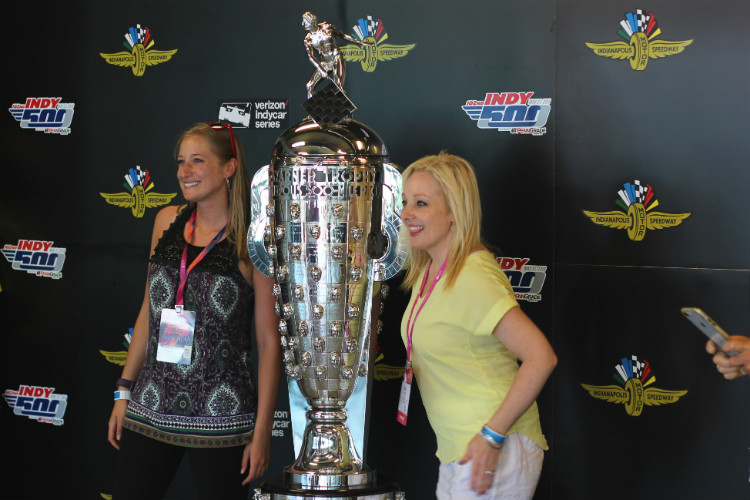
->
[218, 99, 290, 130]
[9, 97, 75, 135]
[462, 92, 551, 135]
[2, 240, 66, 279]
[3, 385, 68, 425]
[498, 257, 547, 303]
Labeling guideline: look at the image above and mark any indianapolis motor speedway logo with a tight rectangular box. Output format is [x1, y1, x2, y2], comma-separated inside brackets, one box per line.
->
[341, 16, 415, 72]
[100, 166, 176, 218]
[585, 9, 692, 70]
[100, 24, 178, 76]
[100, 327, 133, 367]
[582, 180, 690, 241]
[581, 355, 687, 416]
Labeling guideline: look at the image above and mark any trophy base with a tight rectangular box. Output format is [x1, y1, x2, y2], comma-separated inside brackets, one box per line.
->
[284, 468, 376, 489]
[253, 476, 405, 500]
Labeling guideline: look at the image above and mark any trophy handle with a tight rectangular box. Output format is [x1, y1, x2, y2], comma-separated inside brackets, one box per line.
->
[248, 165, 272, 277]
[373, 163, 407, 282]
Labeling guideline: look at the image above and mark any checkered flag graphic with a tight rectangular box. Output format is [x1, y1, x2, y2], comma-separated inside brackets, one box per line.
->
[631, 355, 644, 379]
[366, 16, 378, 37]
[354, 16, 383, 40]
[639, 10, 659, 36]
[124, 166, 149, 190]
[635, 10, 649, 32]
[633, 180, 647, 203]
[135, 165, 147, 185]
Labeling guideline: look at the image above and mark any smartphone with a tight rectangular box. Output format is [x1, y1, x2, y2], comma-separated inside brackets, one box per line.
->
[681, 307, 736, 354]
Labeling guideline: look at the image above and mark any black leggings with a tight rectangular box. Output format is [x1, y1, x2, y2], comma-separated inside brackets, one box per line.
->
[112, 428, 249, 500]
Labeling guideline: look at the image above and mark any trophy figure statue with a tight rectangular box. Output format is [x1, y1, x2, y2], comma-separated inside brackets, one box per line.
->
[249, 12, 406, 500]
[301, 11, 371, 100]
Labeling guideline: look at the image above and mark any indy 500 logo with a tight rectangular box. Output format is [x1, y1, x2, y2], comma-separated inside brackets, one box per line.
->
[9, 97, 75, 135]
[3, 385, 68, 426]
[463, 92, 551, 135]
[498, 257, 547, 303]
[2, 240, 66, 279]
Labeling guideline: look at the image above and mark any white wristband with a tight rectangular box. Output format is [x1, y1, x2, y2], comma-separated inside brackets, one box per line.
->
[114, 390, 132, 401]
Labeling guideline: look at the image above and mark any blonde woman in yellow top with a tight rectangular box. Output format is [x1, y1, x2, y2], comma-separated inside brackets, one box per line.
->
[399, 152, 557, 499]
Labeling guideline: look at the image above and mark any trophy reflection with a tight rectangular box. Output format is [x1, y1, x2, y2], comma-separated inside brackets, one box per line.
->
[248, 12, 405, 500]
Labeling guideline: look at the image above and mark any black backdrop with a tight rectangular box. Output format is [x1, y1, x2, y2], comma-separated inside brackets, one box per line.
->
[1, 1, 748, 499]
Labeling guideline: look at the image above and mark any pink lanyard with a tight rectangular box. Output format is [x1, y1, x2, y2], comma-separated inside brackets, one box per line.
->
[175, 209, 227, 306]
[405, 258, 447, 364]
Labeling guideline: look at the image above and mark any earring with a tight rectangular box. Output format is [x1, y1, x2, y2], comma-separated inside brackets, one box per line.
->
[226, 178, 231, 192]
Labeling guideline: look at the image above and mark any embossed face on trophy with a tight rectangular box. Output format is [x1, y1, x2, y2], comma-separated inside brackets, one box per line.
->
[248, 12, 406, 500]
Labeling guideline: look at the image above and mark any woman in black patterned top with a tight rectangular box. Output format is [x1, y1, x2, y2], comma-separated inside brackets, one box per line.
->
[107, 123, 280, 499]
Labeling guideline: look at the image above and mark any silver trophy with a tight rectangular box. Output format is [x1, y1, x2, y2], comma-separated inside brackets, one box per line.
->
[248, 13, 406, 500]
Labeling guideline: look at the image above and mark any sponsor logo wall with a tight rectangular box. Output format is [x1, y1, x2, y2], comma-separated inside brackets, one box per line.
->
[1, 3, 748, 500]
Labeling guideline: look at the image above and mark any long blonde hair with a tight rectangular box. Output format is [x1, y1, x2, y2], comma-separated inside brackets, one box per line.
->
[175, 122, 251, 260]
[401, 152, 482, 290]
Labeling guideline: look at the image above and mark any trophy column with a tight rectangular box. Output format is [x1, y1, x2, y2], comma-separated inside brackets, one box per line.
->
[249, 13, 406, 499]
[249, 117, 406, 500]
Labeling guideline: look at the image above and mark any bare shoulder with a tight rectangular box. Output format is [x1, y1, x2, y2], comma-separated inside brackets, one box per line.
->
[148, 205, 184, 255]
[153, 205, 183, 232]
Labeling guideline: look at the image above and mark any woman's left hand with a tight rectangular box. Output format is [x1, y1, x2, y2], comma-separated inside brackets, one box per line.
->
[241, 431, 271, 485]
[458, 433, 501, 495]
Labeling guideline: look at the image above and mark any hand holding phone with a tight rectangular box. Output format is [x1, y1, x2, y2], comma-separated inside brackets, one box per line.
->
[681, 307, 738, 355]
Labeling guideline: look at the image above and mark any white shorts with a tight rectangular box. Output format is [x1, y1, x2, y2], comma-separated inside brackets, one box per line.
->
[436, 433, 544, 500]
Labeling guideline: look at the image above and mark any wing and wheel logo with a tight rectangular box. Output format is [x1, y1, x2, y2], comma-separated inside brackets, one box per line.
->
[100, 166, 176, 217]
[582, 355, 687, 416]
[583, 180, 690, 241]
[585, 9, 692, 70]
[100, 24, 177, 76]
[341, 16, 415, 72]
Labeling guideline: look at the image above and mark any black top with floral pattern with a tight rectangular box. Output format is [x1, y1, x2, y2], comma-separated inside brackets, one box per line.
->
[123, 206, 256, 448]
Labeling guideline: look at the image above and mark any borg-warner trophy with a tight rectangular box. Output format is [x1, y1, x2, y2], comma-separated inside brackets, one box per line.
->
[248, 12, 406, 500]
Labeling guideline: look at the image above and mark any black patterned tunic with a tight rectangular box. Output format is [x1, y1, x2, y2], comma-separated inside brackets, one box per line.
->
[123, 207, 256, 448]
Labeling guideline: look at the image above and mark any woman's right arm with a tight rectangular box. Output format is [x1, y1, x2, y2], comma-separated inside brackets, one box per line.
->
[107, 205, 180, 449]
